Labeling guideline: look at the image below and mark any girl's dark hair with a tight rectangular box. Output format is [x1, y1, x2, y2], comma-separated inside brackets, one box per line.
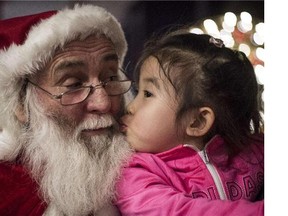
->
[135, 28, 264, 155]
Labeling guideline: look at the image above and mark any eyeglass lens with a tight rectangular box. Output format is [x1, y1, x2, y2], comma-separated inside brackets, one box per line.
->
[60, 80, 132, 105]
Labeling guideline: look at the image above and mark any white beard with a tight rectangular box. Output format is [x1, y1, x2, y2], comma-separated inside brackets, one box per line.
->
[21, 93, 132, 216]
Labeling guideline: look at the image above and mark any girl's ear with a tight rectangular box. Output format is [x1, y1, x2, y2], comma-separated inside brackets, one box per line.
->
[186, 107, 215, 137]
[15, 104, 28, 124]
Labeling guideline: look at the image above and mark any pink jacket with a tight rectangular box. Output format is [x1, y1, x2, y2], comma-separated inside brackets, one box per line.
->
[116, 135, 264, 215]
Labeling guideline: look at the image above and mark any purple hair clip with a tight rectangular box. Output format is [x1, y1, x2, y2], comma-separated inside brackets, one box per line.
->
[209, 36, 224, 48]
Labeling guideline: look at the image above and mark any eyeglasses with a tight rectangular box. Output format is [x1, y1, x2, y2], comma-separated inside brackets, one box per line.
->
[26, 74, 133, 106]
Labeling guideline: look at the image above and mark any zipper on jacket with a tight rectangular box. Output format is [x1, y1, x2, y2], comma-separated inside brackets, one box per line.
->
[199, 150, 227, 200]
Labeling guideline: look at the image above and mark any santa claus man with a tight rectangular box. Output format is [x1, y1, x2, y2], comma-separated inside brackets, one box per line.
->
[0, 4, 133, 215]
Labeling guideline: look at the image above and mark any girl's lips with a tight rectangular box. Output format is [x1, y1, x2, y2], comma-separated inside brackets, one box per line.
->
[119, 122, 128, 132]
[118, 118, 128, 133]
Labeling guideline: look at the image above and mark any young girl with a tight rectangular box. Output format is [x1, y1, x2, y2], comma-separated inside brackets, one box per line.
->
[116, 30, 264, 215]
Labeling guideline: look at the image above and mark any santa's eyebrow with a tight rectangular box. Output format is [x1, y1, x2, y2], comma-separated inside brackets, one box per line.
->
[103, 53, 119, 62]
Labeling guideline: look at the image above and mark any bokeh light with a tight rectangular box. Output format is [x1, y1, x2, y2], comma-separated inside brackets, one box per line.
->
[189, 11, 264, 85]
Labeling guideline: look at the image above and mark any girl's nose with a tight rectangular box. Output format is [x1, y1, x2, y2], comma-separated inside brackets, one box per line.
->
[125, 100, 135, 115]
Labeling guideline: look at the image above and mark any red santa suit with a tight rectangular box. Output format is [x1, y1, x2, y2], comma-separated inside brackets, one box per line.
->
[0, 162, 46, 215]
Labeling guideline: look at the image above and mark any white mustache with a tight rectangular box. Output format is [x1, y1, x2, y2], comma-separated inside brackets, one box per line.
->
[77, 114, 118, 132]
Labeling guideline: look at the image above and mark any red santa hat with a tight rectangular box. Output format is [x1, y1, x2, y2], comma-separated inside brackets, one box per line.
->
[0, 4, 128, 129]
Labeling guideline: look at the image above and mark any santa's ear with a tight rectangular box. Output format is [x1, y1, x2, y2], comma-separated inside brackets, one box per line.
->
[15, 104, 28, 124]
[186, 107, 215, 137]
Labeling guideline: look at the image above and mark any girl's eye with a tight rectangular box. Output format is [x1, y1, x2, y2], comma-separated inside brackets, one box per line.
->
[144, 90, 153, 98]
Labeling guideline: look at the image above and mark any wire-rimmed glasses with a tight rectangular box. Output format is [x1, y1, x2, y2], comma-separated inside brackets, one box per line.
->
[26, 71, 133, 106]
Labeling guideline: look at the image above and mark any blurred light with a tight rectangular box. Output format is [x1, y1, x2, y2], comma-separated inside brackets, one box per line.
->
[255, 22, 264, 34]
[222, 21, 235, 33]
[203, 19, 219, 36]
[188, 12, 264, 67]
[189, 28, 204, 34]
[220, 30, 234, 47]
[256, 47, 265, 61]
[226, 39, 235, 48]
[255, 22, 265, 42]
[240, 11, 252, 23]
[254, 64, 264, 84]
[224, 12, 237, 27]
[239, 43, 251, 56]
[253, 32, 264, 46]
[238, 11, 253, 33]
[237, 20, 253, 33]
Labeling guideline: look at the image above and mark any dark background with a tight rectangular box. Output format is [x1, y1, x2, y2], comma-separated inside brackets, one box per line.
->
[122, 1, 264, 73]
